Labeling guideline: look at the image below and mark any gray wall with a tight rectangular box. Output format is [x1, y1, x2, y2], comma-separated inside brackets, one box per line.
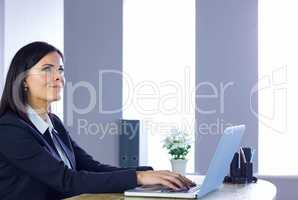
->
[64, 0, 122, 166]
[0, 0, 4, 96]
[195, 0, 258, 173]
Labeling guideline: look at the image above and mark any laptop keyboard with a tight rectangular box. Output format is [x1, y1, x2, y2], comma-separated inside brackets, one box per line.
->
[133, 184, 201, 193]
[161, 185, 201, 193]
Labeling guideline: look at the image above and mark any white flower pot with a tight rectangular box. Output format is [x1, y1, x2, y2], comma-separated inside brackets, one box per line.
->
[170, 159, 187, 175]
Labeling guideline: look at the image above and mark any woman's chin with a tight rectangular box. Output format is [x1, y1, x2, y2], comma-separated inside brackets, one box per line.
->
[48, 95, 61, 102]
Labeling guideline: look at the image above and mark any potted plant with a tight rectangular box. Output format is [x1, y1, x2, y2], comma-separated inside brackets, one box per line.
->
[162, 129, 192, 175]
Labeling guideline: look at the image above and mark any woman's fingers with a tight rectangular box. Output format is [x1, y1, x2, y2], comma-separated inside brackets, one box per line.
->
[159, 179, 180, 191]
[172, 173, 195, 187]
[180, 175, 196, 187]
[158, 173, 186, 189]
[136, 170, 195, 191]
[158, 170, 195, 187]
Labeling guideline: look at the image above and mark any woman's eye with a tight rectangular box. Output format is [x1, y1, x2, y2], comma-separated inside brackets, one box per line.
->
[59, 67, 64, 72]
[42, 67, 51, 71]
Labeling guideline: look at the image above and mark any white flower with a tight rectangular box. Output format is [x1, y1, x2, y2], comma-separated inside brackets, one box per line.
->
[162, 129, 193, 160]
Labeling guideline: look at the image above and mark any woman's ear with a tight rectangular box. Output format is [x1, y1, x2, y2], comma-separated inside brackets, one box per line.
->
[23, 81, 28, 91]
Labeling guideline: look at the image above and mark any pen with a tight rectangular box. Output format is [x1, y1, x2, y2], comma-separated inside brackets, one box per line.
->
[238, 151, 240, 168]
[250, 149, 255, 163]
[240, 148, 247, 163]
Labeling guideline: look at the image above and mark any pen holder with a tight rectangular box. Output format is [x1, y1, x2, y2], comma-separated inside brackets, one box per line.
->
[224, 147, 257, 184]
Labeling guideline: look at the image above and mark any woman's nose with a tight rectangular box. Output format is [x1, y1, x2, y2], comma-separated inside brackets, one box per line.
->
[53, 69, 64, 81]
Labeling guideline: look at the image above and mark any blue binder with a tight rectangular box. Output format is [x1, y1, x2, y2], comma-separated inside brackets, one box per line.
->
[119, 119, 140, 168]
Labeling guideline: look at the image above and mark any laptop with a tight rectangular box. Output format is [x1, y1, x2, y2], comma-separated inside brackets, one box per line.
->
[124, 125, 246, 199]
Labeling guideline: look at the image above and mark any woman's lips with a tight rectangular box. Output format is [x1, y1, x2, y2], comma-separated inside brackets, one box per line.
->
[48, 86, 62, 91]
[48, 85, 62, 88]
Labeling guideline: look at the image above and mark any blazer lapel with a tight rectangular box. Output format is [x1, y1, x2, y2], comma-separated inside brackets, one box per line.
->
[23, 119, 63, 162]
[1, 111, 63, 162]
[48, 115, 76, 169]
[52, 132, 76, 169]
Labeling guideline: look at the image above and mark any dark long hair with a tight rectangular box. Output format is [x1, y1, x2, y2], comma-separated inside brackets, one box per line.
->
[0, 41, 63, 120]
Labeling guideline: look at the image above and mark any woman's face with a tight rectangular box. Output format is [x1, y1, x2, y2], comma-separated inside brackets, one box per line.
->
[25, 51, 65, 105]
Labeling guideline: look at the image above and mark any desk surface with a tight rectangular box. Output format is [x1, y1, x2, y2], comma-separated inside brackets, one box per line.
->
[65, 176, 276, 200]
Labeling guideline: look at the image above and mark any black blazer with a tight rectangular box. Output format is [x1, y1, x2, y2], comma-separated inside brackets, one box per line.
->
[0, 111, 151, 200]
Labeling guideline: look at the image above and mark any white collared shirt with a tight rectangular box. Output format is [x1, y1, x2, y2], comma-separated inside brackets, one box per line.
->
[26, 105, 72, 169]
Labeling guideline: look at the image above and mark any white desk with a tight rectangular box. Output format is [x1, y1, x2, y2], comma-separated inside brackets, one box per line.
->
[190, 175, 276, 200]
[66, 175, 276, 200]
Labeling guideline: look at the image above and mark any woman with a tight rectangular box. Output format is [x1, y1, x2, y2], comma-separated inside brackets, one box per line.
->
[0, 42, 194, 200]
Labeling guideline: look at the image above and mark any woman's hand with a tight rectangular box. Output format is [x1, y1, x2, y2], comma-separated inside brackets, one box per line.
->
[136, 170, 196, 191]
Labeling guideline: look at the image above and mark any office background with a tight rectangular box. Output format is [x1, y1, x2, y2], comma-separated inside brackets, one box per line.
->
[0, 0, 297, 199]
